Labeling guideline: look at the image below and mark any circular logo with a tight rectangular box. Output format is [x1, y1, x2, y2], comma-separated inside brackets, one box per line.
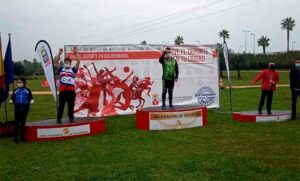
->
[195, 87, 216, 106]
[123, 66, 130, 73]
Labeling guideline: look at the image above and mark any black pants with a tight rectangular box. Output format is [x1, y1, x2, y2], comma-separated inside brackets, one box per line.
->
[162, 79, 175, 106]
[14, 104, 30, 142]
[291, 90, 300, 120]
[258, 90, 273, 113]
[57, 90, 76, 121]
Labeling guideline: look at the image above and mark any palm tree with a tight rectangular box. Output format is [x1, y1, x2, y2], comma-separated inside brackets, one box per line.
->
[218, 29, 230, 43]
[140, 40, 147, 45]
[174, 36, 184, 45]
[257, 36, 270, 54]
[281, 17, 296, 52]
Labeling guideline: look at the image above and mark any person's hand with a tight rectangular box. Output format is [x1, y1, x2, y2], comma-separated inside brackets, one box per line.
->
[30, 100, 35, 104]
[73, 47, 78, 55]
[58, 48, 63, 55]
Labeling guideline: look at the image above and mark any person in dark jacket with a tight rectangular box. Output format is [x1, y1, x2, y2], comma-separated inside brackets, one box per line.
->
[159, 47, 179, 110]
[253, 62, 279, 115]
[9, 77, 34, 143]
[289, 59, 300, 120]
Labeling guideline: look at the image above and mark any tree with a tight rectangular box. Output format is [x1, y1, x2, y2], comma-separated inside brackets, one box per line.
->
[22, 59, 35, 76]
[281, 17, 296, 52]
[32, 58, 43, 75]
[140, 40, 147, 45]
[230, 53, 250, 80]
[13, 62, 25, 76]
[218, 29, 230, 43]
[174, 36, 184, 45]
[257, 36, 270, 54]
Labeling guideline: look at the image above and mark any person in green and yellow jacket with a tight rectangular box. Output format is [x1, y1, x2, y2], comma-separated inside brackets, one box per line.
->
[159, 47, 179, 110]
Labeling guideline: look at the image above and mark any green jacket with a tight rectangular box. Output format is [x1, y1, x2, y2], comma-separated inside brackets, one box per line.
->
[159, 52, 179, 80]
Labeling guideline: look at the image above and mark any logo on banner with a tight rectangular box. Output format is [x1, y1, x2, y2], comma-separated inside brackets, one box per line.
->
[63, 128, 70, 136]
[40, 48, 51, 67]
[151, 93, 159, 106]
[195, 87, 216, 106]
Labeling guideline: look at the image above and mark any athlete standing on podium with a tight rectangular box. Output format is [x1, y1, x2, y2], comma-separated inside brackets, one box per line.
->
[289, 59, 300, 120]
[159, 47, 179, 110]
[253, 62, 279, 115]
[54, 47, 80, 124]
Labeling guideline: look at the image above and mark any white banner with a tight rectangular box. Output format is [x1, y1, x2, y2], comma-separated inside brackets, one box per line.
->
[37, 124, 90, 138]
[35, 40, 57, 101]
[149, 109, 203, 130]
[64, 44, 220, 117]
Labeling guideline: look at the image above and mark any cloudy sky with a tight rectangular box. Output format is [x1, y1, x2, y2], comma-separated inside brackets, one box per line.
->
[0, 0, 299, 61]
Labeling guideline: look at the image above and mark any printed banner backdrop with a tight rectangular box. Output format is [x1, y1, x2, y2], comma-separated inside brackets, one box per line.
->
[64, 44, 220, 117]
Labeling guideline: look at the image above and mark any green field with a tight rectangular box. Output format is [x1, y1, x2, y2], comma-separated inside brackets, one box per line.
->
[0, 71, 299, 181]
[221, 70, 290, 86]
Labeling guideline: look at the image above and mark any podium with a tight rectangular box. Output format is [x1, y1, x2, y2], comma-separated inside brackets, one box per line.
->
[136, 105, 207, 130]
[233, 110, 291, 122]
[25, 117, 105, 141]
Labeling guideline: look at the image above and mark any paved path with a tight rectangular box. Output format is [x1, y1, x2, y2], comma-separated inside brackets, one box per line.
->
[8, 84, 290, 95]
[223, 84, 289, 89]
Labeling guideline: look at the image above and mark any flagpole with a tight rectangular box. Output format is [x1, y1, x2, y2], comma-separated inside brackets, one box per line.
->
[224, 41, 233, 113]
[52, 51, 58, 115]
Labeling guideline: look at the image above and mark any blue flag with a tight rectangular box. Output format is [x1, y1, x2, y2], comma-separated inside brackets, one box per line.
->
[4, 35, 14, 99]
[0, 34, 4, 105]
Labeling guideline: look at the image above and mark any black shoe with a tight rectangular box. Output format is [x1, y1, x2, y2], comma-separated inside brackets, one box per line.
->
[69, 119, 74, 123]
[57, 120, 62, 124]
[169, 105, 174, 110]
[162, 105, 166, 110]
[291, 117, 296, 120]
[258, 111, 262, 115]
[267, 111, 272, 115]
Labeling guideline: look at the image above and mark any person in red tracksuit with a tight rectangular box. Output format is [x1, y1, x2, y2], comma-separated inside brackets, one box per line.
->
[253, 63, 279, 115]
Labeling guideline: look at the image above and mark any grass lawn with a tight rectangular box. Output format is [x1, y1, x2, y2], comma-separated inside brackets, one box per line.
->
[221, 70, 290, 86]
[0, 71, 299, 181]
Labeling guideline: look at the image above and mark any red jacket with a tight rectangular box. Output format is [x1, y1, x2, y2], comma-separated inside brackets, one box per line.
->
[253, 69, 279, 91]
